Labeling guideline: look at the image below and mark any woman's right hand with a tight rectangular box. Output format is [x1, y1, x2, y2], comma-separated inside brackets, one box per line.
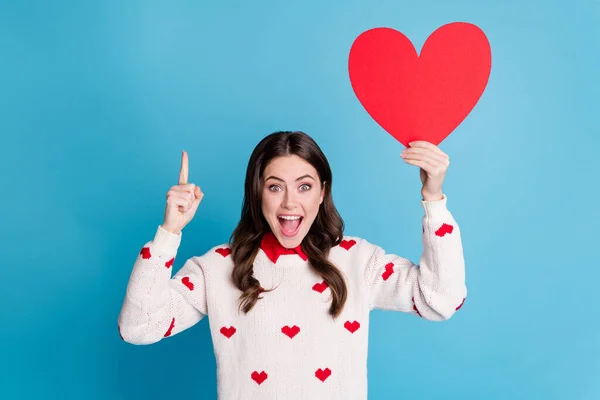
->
[162, 151, 204, 235]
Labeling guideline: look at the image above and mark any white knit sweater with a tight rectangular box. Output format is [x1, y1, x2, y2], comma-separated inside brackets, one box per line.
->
[118, 194, 467, 400]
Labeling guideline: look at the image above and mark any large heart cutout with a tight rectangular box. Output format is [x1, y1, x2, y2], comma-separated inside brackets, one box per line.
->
[348, 22, 491, 147]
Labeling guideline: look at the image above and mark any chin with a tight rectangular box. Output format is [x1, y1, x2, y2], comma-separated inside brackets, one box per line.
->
[276, 230, 305, 248]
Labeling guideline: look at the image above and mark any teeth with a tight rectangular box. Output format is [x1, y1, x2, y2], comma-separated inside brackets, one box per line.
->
[279, 215, 302, 220]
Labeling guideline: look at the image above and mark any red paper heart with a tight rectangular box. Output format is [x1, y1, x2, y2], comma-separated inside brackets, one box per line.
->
[348, 22, 491, 147]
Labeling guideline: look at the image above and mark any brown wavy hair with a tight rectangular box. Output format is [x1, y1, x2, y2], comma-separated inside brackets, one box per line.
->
[228, 131, 347, 318]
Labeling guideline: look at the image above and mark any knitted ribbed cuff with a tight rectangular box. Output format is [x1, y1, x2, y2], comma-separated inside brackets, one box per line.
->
[153, 225, 182, 256]
[421, 194, 449, 218]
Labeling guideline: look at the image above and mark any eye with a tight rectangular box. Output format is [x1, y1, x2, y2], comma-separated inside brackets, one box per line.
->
[268, 185, 281, 192]
[300, 184, 311, 191]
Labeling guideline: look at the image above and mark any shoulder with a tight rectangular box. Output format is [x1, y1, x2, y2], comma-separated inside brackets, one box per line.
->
[327, 235, 385, 279]
[329, 235, 380, 259]
[189, 242, 234, 269]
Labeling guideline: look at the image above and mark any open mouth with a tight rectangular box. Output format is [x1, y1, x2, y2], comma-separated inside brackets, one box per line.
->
[278, 216, 304, 237]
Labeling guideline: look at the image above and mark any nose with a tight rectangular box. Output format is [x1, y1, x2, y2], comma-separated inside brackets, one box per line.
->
[282, 190, 298, 210]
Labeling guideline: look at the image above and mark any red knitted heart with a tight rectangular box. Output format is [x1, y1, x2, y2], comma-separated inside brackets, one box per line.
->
[435, 223, 454, 237]
[251, 371, 268, 385]
[181, 276, 194, 291]
[315, 368, 332, 382]
[344, 320, 360, 333]
[140, 247, 151, 259]
[339, 239, 356, 250]
[312, 281, 329, 293]
[163, 317, 175, 337]
[165, 257, 174, 268]
[412, 297, 422, 317]
[381, 262, 394, 281]
[220, 326, 236, 338]
[456, 297, 466, 310]
[215, 247, 231, 257]
[348, 22, 491, 147]
[281, 325, 300, 339]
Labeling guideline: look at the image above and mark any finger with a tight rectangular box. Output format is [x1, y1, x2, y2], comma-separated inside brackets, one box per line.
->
[171, 183, 196, 193]
[179, 151, 189, 185]
[402, 151, 444, 167]
[168, 189, 195, 203]
[403, 155, 448, 176]
[411, 142, 448, 160]
[194, 186, 204, 200]
[408, 141, 448, 158]
[191, 187, 203, 208]
[402, 148, 448, 165]
[403, 157, 436, 172]
[167, 195, 193, 211]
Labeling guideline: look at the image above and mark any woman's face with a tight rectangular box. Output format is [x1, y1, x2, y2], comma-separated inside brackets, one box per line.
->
[261, 155, 324, 249]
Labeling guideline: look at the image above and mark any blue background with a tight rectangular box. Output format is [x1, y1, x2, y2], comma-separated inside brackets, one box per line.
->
[2, 0, 599, 399]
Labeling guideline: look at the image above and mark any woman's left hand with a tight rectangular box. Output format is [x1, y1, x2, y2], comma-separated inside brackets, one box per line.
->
[400, 141, 449, 202]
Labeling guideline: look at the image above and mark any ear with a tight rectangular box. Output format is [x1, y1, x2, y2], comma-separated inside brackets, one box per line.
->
[320, 181, 326, 204]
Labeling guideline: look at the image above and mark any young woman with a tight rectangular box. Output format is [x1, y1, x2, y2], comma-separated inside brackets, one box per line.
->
[118, 130, 467, 399]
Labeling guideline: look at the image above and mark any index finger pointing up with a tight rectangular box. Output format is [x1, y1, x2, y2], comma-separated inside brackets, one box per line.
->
[179, 151, 188, 184]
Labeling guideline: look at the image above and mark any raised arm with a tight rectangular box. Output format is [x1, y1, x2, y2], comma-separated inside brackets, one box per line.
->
[118, 227, 208, 344]
[118, 150, 207, 344]
[365, 194, 467, 321]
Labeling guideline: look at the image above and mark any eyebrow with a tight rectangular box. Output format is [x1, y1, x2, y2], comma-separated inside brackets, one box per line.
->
[264, 174, 315, 183]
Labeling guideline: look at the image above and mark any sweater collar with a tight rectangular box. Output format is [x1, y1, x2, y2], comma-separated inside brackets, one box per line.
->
[260, 231, 308, 263]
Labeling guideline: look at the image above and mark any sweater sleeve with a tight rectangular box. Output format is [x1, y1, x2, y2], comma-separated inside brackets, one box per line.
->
[118, 225, 208, 344]
[364, 194, 467, 321]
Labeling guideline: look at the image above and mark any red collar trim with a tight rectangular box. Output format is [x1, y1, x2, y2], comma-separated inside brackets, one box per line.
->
[260, 231, 308, 263]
